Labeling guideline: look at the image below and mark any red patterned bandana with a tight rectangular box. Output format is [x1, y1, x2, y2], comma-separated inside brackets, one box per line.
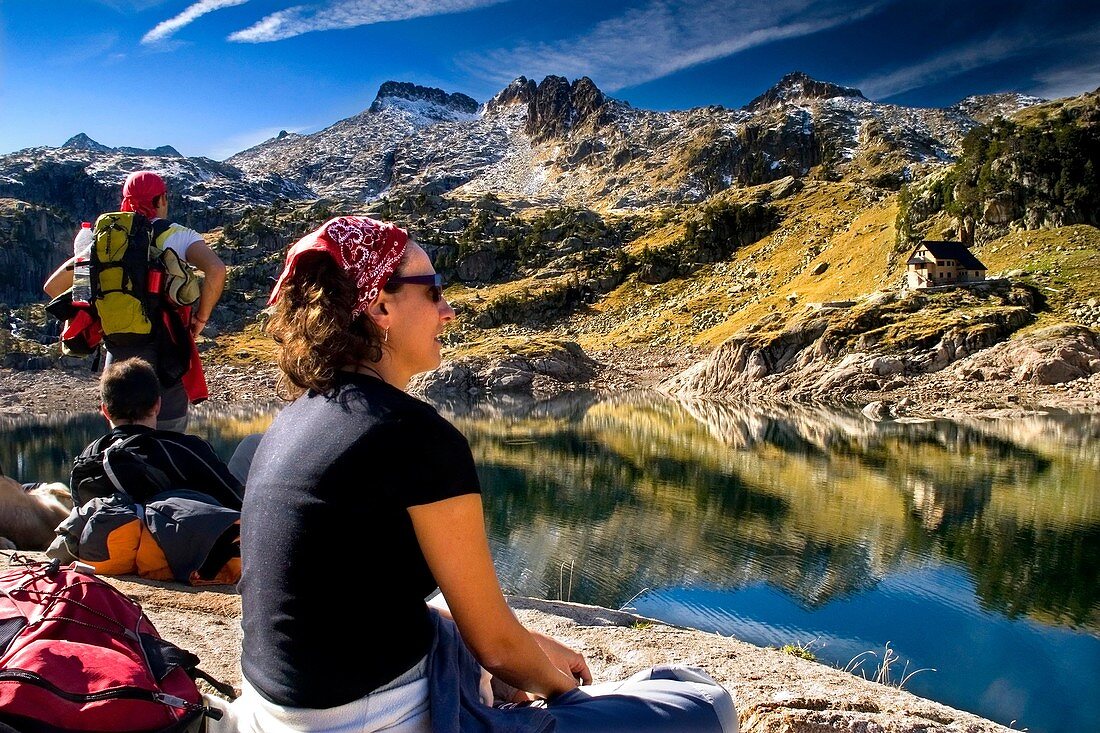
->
[269, 216, 409, 318]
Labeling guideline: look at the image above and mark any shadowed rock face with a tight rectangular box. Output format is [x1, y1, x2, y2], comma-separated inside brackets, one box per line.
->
[0, 200, 74, 305]
[0, 138, 310, 239]
[526, 75, 608, 142]
[485, 76, 538, 113]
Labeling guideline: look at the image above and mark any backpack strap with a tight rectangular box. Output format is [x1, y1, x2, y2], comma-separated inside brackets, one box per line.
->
[90, 216, 142, 297]
[78, 433, 115, 461]
[100, 433, 150, 494]
[151, 218, 172, 247]
[192, 667, 238, 699]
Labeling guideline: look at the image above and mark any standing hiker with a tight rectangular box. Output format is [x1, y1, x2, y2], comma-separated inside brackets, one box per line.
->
[235, 216, 736, 732]
[43, 170, 226, 431]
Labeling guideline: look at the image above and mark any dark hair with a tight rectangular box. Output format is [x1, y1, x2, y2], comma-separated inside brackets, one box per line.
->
[265, 252, 408, 399]
[101, 358, 160, 421]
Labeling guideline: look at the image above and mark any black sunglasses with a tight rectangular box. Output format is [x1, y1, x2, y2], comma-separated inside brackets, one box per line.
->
[386, 273, 445, 302]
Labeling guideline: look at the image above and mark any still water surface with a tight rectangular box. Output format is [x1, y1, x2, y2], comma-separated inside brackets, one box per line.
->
[2, 393, 1097, 733]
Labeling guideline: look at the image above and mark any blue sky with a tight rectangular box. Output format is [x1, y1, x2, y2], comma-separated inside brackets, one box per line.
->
[1, 0, 1097, 160]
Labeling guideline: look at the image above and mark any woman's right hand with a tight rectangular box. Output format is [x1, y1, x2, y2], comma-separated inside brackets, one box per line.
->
[532, 632, 591, 687]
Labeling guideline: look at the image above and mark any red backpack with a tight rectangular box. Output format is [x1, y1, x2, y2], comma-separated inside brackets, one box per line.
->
[0, 556, 233, 732]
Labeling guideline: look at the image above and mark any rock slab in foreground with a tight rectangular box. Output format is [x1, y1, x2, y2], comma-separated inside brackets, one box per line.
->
[0, 554, 1014, 732]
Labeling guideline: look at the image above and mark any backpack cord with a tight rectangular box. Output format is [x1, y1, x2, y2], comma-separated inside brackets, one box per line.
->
[26, 580, 139, 638]
[100, 443, 128, 494]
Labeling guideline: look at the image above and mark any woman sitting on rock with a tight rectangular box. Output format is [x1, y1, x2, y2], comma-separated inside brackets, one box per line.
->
[235, 216, 736, 732]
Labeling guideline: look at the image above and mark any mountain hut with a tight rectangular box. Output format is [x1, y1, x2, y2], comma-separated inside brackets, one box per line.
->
[905, 240, 987, 289]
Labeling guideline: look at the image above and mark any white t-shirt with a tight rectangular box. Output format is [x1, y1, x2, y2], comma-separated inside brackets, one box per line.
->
[158, 222, 203, 261]
[74, 221, 202, 260]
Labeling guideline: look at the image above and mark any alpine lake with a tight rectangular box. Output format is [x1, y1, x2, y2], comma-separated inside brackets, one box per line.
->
[3, 393, 1097, 733]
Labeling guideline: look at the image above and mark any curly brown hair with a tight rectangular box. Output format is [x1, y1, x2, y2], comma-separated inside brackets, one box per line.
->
[264, 252, 406, 399]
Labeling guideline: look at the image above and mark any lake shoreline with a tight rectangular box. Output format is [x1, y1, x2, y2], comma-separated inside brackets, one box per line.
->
[3, 340, 1098, 423]
[2, 354, 1088, 733]
[0, 552, 1018, 732]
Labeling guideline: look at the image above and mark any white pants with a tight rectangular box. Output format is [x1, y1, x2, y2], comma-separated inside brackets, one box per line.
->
[227, 655, 431, 733]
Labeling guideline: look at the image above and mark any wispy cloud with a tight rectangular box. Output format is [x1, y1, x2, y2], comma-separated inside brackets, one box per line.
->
[142, 0, 250, 45]
[458, 0, 885, 92]
[855, 35, 1032, 100]
[1029, 59, 1100, 100]
[855, 22, 1100, 101]
[227, 0, 508, 43]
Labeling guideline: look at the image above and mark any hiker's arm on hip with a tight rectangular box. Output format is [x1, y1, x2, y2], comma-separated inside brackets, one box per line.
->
[44, 257, 75, 299]
[183, 240, 226, 331]
[409, 493, 581, 700]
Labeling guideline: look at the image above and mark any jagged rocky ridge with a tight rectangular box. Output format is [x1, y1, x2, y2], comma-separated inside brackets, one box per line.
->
[61, 133, 183, 158]
[0, 140, 310, 232]
[0, 72, 1046, 231]
[6, 73, 1096, 418]
[229, 73, 1043, 208]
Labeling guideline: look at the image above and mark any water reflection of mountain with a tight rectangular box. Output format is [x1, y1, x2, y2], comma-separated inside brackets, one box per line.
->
[187, 401, 282, 460]
[423, 390, 600, 421]
[5, 394, 1096, 631]
[449, 394, 1099, 630]
[0, 412, 108, 484]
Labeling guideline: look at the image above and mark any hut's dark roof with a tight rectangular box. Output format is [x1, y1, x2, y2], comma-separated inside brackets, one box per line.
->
[908, 241, 987, 269]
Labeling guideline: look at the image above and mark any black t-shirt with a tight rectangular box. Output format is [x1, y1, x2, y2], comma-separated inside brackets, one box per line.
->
[239, 373, 481, 709]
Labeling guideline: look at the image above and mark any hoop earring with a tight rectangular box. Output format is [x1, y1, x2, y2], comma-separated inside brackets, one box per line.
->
[384, 328, 389, 343]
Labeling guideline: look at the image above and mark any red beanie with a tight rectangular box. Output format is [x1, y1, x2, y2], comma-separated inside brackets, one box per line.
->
[120, 171, 167, 219]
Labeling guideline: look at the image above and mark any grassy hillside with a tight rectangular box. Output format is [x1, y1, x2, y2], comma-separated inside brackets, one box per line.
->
[974, 225, 1100, 328]
[7, 184, 1095, 375]
[444, 181, 908, 355]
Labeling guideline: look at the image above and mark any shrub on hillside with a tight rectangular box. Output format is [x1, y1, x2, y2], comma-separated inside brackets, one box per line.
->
[896, 96, 1100, 243]
[637, 200, 778, 284]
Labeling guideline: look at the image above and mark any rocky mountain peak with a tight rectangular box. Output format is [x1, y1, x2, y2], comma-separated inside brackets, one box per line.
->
[62, 133, 112, 153]
[60, 133, 181, 158]
[526, 75, 608, 142]
[746, 71, 866, 111]
[485, 76, 538, 113]
[368, 81, 479, 122]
